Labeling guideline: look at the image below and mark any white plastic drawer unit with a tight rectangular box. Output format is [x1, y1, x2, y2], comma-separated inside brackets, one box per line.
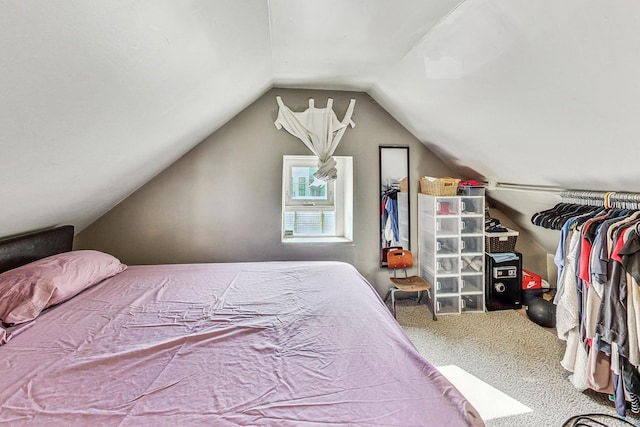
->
[435, 237, 459, 255]
[430, 198, 460, 216]
[460, 255, 484, 274]
[460, 294, 484, 313]
[436, 296, 460, 315]
[460, 275, 484, 293]
[460, 197, 483, 215]
[460, 236, 483, 254]
[435, 257, 459, 275]
[435, 277, 459, 295]
[460, 217, 483, 234]
[436, 216, 459, 234]
[417, 193, 486, 316]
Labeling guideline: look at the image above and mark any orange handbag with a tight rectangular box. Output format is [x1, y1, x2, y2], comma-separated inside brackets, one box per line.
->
[382, 245, 402, 263]
[387, 249, 414, 269]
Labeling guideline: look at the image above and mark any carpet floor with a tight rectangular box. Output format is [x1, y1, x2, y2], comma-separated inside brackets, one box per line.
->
[395, 299, 640, 427]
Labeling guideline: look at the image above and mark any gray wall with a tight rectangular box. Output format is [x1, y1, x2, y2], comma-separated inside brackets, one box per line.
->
[75, 88, 457, 295]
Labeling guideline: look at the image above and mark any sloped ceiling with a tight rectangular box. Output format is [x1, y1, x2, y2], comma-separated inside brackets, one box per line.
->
[2, 0, 639, 253]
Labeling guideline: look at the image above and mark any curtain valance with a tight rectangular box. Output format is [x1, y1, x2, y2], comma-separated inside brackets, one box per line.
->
[274, 96, 356, 182]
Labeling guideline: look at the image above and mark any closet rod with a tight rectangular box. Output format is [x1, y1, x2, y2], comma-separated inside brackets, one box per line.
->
[488, 182, 640, 197]
[486, 181, 640, 208]
[486, 182, 568, 193]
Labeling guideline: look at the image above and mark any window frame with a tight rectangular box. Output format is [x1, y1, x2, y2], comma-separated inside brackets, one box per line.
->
[282, 155, 353, 243]
[283, 157, 335, 208]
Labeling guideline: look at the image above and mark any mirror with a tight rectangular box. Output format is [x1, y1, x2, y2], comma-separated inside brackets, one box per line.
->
[379, 146, 410, 267]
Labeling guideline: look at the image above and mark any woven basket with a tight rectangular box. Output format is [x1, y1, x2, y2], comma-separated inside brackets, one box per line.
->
[398, 177, 409, 193]
[485, 229, 519, 253]
[419, 176, 461, 196]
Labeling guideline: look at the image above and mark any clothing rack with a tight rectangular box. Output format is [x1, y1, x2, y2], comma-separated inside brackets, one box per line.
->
[546, 194, 640, 417]
[524, 184, 640, 416]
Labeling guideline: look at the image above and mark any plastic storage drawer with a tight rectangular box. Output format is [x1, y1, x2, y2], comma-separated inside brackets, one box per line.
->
[461, 275, 484, 293]
[461, 294, 484, 313]
[435, 277, 459, 295]
[435, 296, 460, 315]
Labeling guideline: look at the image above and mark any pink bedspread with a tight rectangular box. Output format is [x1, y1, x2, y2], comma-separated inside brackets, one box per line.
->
[0, 261, 483, 426]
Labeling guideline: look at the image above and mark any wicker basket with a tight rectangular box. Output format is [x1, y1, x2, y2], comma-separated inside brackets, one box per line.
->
[485, 229, 519, 253]
[419, 176, 461, 196]
[398, 177, 408, 193]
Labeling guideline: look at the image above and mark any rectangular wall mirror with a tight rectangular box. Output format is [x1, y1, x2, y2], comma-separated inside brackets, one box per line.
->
[379, 146, 410, 267]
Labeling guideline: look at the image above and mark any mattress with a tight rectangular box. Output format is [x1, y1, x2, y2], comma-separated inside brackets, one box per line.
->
[0, 261, 483, 426]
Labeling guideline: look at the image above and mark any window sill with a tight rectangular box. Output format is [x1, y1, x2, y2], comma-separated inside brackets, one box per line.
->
[282, 236, 353, 244]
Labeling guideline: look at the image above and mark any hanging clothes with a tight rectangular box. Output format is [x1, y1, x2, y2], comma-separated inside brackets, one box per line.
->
[556, 227, 590, 390]
[532, 201, 640, 416]
[381, 188, 400, 247]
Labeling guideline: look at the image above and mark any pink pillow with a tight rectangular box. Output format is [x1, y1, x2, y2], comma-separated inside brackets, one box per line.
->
[0, 250, 127, 325]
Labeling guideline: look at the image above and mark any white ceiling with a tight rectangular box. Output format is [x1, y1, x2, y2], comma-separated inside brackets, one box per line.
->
[2, 0, 639, 252]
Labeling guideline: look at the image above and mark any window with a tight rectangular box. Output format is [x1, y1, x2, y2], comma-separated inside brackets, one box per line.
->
[282, 155, 353, 242]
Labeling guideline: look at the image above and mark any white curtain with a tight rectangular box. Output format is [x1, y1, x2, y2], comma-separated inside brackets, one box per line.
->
[274, 96, 356, 182]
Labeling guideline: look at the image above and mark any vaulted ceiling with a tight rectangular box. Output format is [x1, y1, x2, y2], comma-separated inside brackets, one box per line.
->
[2, 0, 639, 252]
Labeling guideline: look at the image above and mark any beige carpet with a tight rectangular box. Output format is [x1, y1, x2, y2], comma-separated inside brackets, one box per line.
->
[394, 299, 640, 427]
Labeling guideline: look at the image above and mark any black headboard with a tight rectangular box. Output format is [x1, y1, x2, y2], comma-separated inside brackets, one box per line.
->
[0, 225, 74, 274]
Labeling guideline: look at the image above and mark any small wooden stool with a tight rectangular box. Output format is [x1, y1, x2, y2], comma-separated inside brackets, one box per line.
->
[383, 249, 437, 321]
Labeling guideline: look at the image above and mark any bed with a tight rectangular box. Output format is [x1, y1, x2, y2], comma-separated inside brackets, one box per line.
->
[0, 225, 483, 426]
